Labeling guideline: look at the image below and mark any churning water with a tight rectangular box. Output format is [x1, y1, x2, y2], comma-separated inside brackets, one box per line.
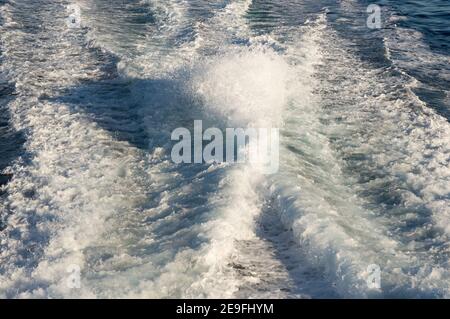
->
[0, 0, 449, 298]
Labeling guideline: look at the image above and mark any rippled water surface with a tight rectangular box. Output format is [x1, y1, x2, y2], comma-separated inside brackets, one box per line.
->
[0, 0, 449, 298]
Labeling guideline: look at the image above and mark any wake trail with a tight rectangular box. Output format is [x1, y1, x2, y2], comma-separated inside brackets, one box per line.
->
[2, 0, 448, 299]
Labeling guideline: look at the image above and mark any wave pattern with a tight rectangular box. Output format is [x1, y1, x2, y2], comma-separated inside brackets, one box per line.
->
[0, 0, 449, 298]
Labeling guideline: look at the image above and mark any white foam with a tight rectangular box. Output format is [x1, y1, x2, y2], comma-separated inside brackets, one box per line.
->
[193, 47, 289, 127]
[267, 15, 450, 297]
[0, 0, 273, 298]
[2, 0, 450, 299]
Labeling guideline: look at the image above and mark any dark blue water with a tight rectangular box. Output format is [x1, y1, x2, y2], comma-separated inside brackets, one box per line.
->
[382, 0, 450, 55]
[378, 0, 450, 120]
